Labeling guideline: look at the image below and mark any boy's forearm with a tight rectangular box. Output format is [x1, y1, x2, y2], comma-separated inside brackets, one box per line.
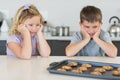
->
[66, 39, 89, 57]
[94, 38, 117, 58]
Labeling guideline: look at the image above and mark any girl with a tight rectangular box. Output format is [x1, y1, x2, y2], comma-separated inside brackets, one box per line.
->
[7, 4, 51, 59]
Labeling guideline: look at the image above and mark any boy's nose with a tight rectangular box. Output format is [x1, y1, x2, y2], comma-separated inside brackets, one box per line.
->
[89, 29, 94, 33]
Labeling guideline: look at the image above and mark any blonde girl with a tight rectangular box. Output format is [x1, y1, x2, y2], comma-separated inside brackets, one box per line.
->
[7, 4, 51, 59]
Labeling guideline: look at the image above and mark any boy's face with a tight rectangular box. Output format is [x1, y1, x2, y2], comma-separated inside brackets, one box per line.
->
[80, 20, 102, 38]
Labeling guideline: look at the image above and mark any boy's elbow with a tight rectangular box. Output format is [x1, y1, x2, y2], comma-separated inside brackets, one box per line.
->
[65, 48, 73, 57]
[112, 48, 118, 58]
[109, 48, 118, 58]
[112, 47, 118, 58]
[66, 53, 72, 57]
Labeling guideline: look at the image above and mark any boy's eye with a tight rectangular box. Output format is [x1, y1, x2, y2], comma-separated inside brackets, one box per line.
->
[93, 26, 97, 28]
[85, 26, 89, 28]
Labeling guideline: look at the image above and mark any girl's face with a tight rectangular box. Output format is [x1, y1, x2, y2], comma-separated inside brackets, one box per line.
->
[23, 16, 41, 36]
[80, 20, 102, 38]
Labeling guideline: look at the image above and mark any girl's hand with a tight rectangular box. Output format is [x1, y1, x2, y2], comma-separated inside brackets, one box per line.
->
[81, 25, 90, 41]
[37, 24, 43, 34]
[17, 24, 30, 35]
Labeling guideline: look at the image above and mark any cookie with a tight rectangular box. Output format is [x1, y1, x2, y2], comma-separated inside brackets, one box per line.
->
[62, 65, 72, 70]
[90, 71, 102, 76]
[102, 66, 113, 71]
[94, 68, 106, 73]
[67, 62, 78, 67]
[77, 67, 87, 71]
[81, 64, 92, 68]
[112, 70, 120, 76]
[57, 68, 66, 72]
[117, 67, 120, 71]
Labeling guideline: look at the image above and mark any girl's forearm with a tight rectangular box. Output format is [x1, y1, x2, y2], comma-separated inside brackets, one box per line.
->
[20, 33, 32, 59]
[37, 32, 51, 57]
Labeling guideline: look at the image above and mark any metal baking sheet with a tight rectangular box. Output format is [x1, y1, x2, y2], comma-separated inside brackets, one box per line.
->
[47, 59, 120, 80]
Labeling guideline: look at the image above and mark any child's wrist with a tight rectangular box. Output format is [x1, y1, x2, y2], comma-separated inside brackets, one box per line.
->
[37, 31, 43, 36]
[93, 37, 99, 42]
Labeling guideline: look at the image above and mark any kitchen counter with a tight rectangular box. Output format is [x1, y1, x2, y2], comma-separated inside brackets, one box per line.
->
[1, 32, 120, 41]
[0, 32, 72, 40]
[0, 32, 8, 40]
[0, 55, 120, 80]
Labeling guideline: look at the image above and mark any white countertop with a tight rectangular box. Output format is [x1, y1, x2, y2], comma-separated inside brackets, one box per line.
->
[0, 32, 72, 40]
[1, 32, 120, 41]
[0, 56, 120, 80]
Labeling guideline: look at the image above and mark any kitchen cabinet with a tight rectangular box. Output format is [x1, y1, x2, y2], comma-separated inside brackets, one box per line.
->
[0, 40, 70, 56]
[112, 41, 120, 56]
[37, 40, 120, 56]
[0, 40, 120, 56]
[47, 40, 70, 56]
[0, 40, 6, 55]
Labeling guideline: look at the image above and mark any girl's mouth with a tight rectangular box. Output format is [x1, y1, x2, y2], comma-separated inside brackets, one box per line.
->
[30, 32, 36, 36]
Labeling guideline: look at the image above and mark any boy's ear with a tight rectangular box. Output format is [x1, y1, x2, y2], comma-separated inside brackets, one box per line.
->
[79, 21, 81, 25]
[79, 22, 83, 27]
[100, 22, 103, 28]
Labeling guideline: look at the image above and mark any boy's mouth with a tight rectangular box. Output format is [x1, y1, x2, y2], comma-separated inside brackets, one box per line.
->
[89, 34, 94, 38]
[91, 38, 93, 40]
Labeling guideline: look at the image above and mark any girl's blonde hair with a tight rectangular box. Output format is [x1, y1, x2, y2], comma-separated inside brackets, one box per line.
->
[9, 4, 43, 35]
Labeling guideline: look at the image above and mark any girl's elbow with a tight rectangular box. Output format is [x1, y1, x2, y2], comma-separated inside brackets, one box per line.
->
[41, 51, 51, 57]
[17, 53, 32, 59]
[18, 55, 31, 60]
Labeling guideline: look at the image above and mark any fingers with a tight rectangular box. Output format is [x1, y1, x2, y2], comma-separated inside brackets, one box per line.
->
[17, 24, 29, 34]
[93, 28, 101, 39]
[40, 24, 43, 29]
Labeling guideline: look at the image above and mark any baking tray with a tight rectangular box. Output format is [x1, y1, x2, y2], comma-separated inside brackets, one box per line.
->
[47, 59, 120, 80]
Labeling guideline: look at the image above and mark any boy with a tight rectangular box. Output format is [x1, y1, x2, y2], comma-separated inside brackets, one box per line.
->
[66, 6, 117, 58]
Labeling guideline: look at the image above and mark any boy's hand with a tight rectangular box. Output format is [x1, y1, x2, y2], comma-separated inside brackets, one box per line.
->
[93, 27, 101, 40]
[81, 25, 91, 41]
[17, 24, 30, 35]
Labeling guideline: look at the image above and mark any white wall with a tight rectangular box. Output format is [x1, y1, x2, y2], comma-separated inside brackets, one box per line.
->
[0, 0, 120, 31]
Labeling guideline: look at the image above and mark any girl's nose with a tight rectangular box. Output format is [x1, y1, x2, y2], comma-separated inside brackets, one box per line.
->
[32, 26, 38, 31]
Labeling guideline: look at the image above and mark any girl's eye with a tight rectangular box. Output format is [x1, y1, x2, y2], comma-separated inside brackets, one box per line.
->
[29, 24, 33, 26]
[36, 24, 40, 26]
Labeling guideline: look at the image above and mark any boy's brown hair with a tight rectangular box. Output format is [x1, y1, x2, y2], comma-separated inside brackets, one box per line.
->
[80, 5, 102, 23]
